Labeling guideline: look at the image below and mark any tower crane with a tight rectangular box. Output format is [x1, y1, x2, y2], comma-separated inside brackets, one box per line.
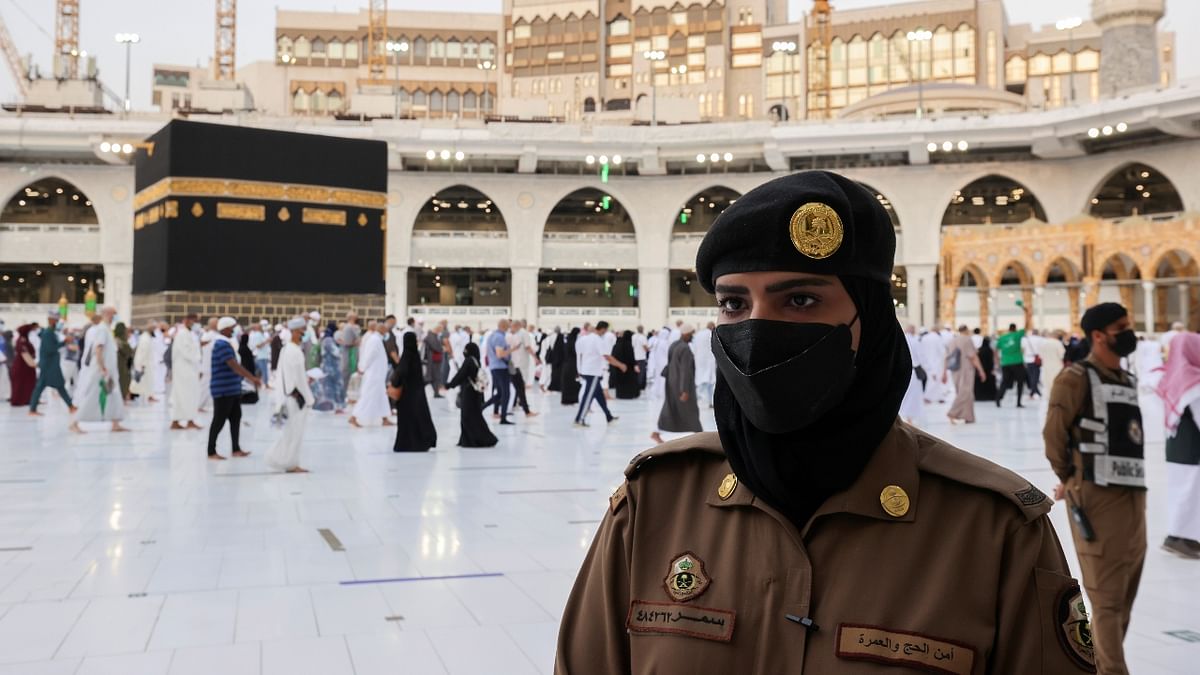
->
[808, 0, 833, 120]
[0, 11, 29, 97]
[366, 0, 387, 81]
[215, 0, 236, 80]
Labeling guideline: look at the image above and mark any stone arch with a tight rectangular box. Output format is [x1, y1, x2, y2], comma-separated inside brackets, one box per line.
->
[1150, 249, 1198, 280]
[994, 259, 1034, 288]
[1, 176, 98, 224]
[1087, 162, 1183, 218]
[942, 174, 1047, 226]
[1043, 256, 1082, 284]
[957, 263, 988, 289]
[412, 184, 507, 234]
[539, 184, 639, 240]
[671, 186, 740, 236]
[1100, 252, 1142, 281]
[856, 182, 900, 230]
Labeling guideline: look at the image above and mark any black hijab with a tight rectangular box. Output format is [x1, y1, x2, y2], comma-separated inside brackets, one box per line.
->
[612, 330, 636, 366]
[396, 332, 422, 385]
[714, 276, 912, 529]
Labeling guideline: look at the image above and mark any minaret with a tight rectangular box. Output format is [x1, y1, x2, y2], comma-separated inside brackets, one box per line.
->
[1092, 0, 1164, 96]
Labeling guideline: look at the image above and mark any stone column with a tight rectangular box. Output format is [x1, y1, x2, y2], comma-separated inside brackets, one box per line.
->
[102, 262, 133, 322]
[1181, 283, 1191, 328]
[1141, 281, 1156, 333]
[978, 288, 991, 332]
[386, 264, 408, 317]
[1034, 286, 1046, 329]
[905, 263, 938, 328]
[939, 284, 958, 329]
[1068, 284, 1082, 331]
[510, 266, 539, 323]
[1082, 276, 1101, 308]
[639, 266, 669, 329]
[988, 288, 999, 334]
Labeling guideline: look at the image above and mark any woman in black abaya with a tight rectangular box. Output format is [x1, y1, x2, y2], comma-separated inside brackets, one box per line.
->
[975, 335, 997, 401]
[547, 330, 566, 392]
[560, 327, 581, 405]
[389, 332, 437, 452]
[446, 341, 498, 447]
[610, 330, 640, 399]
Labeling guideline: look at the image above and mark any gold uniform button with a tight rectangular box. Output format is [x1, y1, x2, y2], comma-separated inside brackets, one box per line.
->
[717, 473, 738, 500]
[879, 485, 910, 517]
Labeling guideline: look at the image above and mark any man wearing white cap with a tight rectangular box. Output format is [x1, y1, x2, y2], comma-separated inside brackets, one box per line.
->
[267, 317, 315, 472]
[207, 317, 262, 461]
[250, 319, 272, 385]
[650, 322, 702, 444]
[130, 319, 159, 403]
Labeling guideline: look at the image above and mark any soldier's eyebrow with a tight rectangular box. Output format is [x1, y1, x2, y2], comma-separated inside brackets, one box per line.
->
[714, 284, 749, 295]
[764, 278, 832, 293]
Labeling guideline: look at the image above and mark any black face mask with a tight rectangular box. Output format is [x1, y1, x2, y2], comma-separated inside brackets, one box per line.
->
[712, 317, 858, 434]
[1107, 329, 1137, 358]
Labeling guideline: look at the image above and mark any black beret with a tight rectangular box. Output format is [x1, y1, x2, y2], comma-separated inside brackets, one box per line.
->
[695, 170, 895, 292]
[1081, 302, 1128, 334]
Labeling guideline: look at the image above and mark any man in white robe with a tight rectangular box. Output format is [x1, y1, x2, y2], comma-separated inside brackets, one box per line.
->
[918, 327, 949, 404]
[129, 319, 158, 402]
[197, 317, 218, 412]
[151, 323, 168, 395]
[69, 307, 128, 433]
[170, 313, 203, 429]
[691, 321, 717, 407]
[349, 321, 393, 427]
[266, 318, 314, 473]
[899, 324, 925, 425]
[648, 325, 673, 399]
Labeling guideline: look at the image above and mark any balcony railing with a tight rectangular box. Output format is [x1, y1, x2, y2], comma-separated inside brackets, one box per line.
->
[542, 232, 636, 242]
[0, 222, 100, 233]
[411, 230, 508, 239]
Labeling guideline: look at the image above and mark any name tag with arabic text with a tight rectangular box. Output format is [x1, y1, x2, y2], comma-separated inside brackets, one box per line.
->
[836, 624, 975, 675]
[626, 600, 735, 642]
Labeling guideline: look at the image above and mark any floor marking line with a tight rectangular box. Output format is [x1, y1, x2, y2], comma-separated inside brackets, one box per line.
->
[0, 479, 46, 484]
[497, 488, 597, 495]
[450, 465, 537, 471]
[0, 547, 32, 552]
[340, 572, 503, 586]
[317, 528, 345, 552]
[567, 520, 602, 525]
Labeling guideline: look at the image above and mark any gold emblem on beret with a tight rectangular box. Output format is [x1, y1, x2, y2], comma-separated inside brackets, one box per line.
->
[789, 202, 843, 259]
[879, 485, 910, 518]
[717, 473, 738, 500]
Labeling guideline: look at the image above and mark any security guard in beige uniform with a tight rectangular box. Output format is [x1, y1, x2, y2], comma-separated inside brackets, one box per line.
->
[555, 171, 1094, 674]
[1044, 302, 1146, 675]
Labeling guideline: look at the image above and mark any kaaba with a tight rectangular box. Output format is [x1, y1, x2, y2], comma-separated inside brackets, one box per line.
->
[131, 120, 387, 323]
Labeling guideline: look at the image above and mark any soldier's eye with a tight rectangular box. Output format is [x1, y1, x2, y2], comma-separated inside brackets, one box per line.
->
[788, 294, 818, 308]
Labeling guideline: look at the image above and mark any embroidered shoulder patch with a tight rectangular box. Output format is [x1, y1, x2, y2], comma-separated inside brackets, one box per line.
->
[663, 552, 710, 602]
[609, 483, 627, 514]
[1057, 586, 1096, 670]
[627, 600, 735, 642]
[1014, 484, 1048, 506]
[836, 624, 975, 675]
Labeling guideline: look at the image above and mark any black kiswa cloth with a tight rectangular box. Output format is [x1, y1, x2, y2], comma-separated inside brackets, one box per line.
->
[714, 276, 913, 530]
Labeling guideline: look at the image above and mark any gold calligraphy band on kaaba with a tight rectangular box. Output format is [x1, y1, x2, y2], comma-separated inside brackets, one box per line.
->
[133, 176, 387, 211]
[302, 207, 347, 226]
[216, 202, 266, 222]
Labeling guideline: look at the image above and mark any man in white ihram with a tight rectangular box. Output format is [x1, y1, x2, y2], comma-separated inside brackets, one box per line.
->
[267, 317, 314, 473]
[69, 306, 129, 434]
[349, 320, 394, 427]
[170, 313, 203, 430]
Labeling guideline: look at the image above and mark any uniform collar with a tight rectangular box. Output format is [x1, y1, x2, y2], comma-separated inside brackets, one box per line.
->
[706, 421, 920, 531]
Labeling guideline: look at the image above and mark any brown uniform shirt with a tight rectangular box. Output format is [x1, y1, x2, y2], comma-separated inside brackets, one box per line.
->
[556, 421, 1095, 674]
[1043, 354, 1134, 485]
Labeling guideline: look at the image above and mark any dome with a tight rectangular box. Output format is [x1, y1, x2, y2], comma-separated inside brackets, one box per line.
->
[837, 83, 1028, 120]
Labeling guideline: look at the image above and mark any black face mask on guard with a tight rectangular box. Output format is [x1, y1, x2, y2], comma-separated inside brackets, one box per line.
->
[712, 317, 859, 434]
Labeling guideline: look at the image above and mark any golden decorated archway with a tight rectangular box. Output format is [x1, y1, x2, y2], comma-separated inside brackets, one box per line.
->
[940, 215, 1200, 333]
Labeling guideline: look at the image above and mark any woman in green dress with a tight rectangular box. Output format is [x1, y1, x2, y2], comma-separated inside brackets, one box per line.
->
[113, 322, 134, 400]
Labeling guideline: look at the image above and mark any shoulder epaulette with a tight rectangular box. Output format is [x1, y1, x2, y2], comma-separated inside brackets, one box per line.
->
[911, 427, 1051, 523]
[623, 432, 725, 479]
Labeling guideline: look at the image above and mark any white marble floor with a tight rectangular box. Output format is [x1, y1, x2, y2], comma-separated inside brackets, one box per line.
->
[0, 386, 1197, 674]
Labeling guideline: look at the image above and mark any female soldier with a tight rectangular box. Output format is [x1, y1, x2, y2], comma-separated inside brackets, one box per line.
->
[555, 171, 1094, 674]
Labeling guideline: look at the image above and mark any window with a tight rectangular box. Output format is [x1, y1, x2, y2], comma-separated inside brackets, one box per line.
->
[413, 37, 427, 61]
[328, 90, 344, 113]
[610, 18, 630, 36]
[688, 35, 705, 49]
[464, 40, 478, 59]
[731, 52, 761, 68]
[413, 90, 427, 107]
[1076, 49, 1099, 71]
[447, 40, 462, 61]
[312, 89, 327, 113]
[294, 36, 311, 58]
[932, 27, 953, 79]
[311, 38, 326, 54]
[608, 63, 632, 76]
[1005, 56, 1027, 83]
[953, 25, 975, 78]
[431, 39, 445, 59]
[345, 40, 358, 59]
[293, 89, 309, 111]
[464, 91, 477, 109]
[514, 25, 531, 39]
[730, 32, 761, 50]
[277, 36, 293, 57]
[329, 40, 343, 59]
[848, 35, 866, 86]
[430, 90, 444, 113]
[687, 70, 705, 84]
[698, 92, 708, 116]
[671, 11, 686, 26]
[687, 52, 705, 67]
[1052, 51, 1072, 74]
[738, 93, 753, 117]
[609, 43, 633, 59]
[1029, 53, 1050, 76]
[481, 40, 496, 60]
[986, 31, 996, 88]
[548, 49, 564, 60]
[447, 90, 460, 114]
[652, 34, 668, 50]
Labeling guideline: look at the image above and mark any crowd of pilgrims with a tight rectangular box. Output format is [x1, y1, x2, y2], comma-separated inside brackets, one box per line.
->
[902, 320, 1193, 425]
[0, 310, 719, 464]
